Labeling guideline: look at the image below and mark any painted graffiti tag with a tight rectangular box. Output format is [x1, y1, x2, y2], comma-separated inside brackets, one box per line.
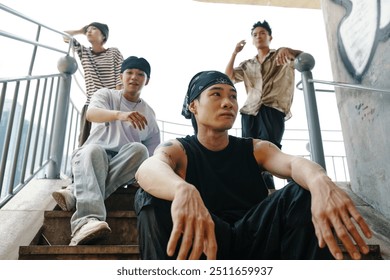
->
[333, 0, 390, 81]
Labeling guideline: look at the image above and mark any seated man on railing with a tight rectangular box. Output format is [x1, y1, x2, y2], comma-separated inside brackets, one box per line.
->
[52, 56, 160, 246]
[134, 70, 372, 260]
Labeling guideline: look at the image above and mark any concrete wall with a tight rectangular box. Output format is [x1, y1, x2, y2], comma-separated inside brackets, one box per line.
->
[321, 0, 390, 218]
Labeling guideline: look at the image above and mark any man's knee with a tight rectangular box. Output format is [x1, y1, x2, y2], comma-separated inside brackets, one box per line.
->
[137, 204, 172, 259]
[121, 142, 149, 163]
[280, 182, 312, 225]
[137, 205, 158, 232]
[72, 144, 107, 165]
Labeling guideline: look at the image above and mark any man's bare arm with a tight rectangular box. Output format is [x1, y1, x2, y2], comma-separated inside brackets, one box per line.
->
[63, 27, 86, 43]
[253, 139, 372, 260]
[87, 107, 148, 130]
[135, 141, 218, 260]
[225, 40, 246, 79]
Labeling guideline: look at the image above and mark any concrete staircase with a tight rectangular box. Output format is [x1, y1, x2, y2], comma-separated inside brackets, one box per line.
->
[3, 178, 385, 260]
[18, 185, 141, 260]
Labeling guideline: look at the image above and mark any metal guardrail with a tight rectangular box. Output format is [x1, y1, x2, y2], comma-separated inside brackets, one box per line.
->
[297, 79, 390, 94]
[0, 3, 351, 208]
[0, 3, 78, 207]
[157, 120, 349, 189]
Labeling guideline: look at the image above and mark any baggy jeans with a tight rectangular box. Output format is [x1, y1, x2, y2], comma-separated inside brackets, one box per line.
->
[71, 142, 148, 235]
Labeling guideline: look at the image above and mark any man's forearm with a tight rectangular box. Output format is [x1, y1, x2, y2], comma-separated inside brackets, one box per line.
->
[64, 27, 85, 36]
[135, 157, 188, 201]
[290, 156, 328, 191]
[63, 28, 85, 43]
[287, 48, 303, 58]
[86, 107, 120, 123]
[225, 53, 237, 80]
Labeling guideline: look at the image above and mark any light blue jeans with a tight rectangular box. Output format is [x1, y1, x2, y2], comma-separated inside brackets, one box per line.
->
[70, 142, 148, 235]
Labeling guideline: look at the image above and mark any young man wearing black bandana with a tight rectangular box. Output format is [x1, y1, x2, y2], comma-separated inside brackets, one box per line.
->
[134, 70, 372, 260]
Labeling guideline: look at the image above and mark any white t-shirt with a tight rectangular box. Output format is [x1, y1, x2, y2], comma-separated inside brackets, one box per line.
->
[84, 88, 161, 156]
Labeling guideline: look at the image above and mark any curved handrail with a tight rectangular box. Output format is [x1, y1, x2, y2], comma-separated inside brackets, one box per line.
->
[0, 3, 73, 55]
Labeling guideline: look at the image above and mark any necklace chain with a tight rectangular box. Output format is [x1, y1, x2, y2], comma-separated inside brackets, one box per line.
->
[119, 93, 140, 110]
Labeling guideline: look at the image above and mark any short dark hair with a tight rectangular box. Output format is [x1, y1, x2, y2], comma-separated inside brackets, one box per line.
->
[251, 20, 272, 36]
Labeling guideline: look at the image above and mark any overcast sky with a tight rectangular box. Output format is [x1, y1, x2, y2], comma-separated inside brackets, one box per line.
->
[1, 0, 339, 136]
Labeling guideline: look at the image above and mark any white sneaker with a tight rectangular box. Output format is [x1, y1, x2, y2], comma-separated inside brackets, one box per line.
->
[52, 185, 76, 211]
[69, 218, 111, 246]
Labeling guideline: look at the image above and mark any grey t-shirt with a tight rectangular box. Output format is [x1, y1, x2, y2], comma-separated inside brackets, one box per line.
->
[84, 88, 160, 156]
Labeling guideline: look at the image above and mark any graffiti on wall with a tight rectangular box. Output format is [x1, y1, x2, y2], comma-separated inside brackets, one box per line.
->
[333, 0, 390, 81]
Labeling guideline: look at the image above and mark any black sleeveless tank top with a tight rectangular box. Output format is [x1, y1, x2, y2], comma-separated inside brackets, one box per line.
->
[177, 135, 268, 224]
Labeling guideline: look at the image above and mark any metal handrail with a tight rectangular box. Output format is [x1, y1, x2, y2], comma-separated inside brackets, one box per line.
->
[0, 74, 63, 83]
[0, 30, 68, 55]
[294, 53, 326, 169]
[296, 79, 390, 93]
[0, 3, 77, 207]
[0, 3, 73, 55]
[0, 3, 69, 36]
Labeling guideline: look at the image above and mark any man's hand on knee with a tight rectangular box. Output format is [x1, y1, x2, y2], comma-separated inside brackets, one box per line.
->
[167, 184, 217, 260]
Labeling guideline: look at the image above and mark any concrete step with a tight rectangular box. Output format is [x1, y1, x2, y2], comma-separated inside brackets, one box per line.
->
[28, 210, 138, 246]
[337, 182, 390, 260]
[20, 242, 382, 260]
[18, 245, 140, 260]
[341, 244, 382, 260]
[52, 184, 138, 212]
[18, 185, 141, 260]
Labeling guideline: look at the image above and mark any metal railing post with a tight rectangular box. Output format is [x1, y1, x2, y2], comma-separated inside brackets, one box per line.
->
[46, 55, 77, 178]
[294, 53, 326, 170]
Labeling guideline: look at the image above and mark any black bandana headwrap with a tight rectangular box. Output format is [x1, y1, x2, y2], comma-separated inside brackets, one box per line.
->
[181, 70, 235, 119]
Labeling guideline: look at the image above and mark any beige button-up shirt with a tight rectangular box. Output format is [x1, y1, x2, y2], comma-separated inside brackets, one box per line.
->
[232, 49, 295, 120]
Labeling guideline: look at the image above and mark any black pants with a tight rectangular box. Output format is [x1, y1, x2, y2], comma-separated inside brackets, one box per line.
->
[134, 182, 333, 260]
[241, 106, 286, 189]
[241, 105, 285, 148]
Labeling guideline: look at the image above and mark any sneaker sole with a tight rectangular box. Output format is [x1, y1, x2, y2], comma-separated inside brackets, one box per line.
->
[52, 192, 70, 211]
[75, 227, 112, 245]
